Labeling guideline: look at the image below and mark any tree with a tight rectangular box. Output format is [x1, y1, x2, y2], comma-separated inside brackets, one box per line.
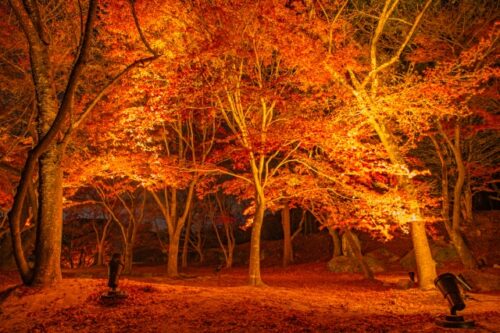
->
[326, 0, 437, 289]
[208, 192, 237, 269]
[4, 0, 158, 285]
[381, 0, 498, 269]
[146, 109, 216, 277]
[95, 183, 146, 273]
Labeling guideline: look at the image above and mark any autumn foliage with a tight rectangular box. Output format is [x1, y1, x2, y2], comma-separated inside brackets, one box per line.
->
[0, 0, 498, 290]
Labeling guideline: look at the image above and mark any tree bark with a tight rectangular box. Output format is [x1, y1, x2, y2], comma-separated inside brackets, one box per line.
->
[181, 212, 193, 269]
[328, 227, 341, 258]
[124, 242, 133, 273]
[151, 181, 197, 278]
[32, 146, 63, 285]
[345, 229, 373, 280]
[441, 125, 478, 270]
[281, 201, 293, 267]
[369, 119, 436, 289]
[167, 230, 181, 277]
[96, 243, 104, 266]
[450, 150, 478, 269]
[248, 200, 265, 286]
[431, 134, 477, 270]
[225, 224, 235, 268]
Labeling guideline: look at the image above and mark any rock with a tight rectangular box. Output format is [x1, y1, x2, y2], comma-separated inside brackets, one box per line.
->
[327, 256, 360, 273]
[396, 279, 415, 290]
[460, 270, 500, 292]
[400, 243, 459, 269]
[364, 256, 387, 273]
[433, 245, 459, 263]
[366, 248, 400, 263]
[327, 255, 386, 274]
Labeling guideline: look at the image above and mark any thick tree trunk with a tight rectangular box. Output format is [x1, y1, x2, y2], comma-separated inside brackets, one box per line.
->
[32, 146, 63, 285]
[327, 227, 341, 258]
[248, 201, 265, 286]
[410, 221, 435, 289]
[167, 230, 181, 277]
[451, 229, 477, 269]
[370, 120, 436, 289]
[281, 201, 293, 267]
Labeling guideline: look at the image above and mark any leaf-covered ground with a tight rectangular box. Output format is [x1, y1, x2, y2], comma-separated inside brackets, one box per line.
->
[0, 263, 499, 333]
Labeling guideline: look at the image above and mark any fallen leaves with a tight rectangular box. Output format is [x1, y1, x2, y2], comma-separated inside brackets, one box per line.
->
[0, 264, 499, 333]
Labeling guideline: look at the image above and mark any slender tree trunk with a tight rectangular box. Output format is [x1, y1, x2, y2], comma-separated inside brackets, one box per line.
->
[248, 200, 265, 286]
[212, 219, 229, 266]
[225, 224, 234, 269]
[32, 146, 63, 285]
[451, 155, 477, 269]
[78, 249, 85, 268]
[124, 242, 133, 273]
[281, 201, 293, 267]
[97, 243, 104, 266]
[443, 126, 478, 269]
[462, 181, 473, 225]
[431, 134, 477, 270]
[181, 212, 193, 269]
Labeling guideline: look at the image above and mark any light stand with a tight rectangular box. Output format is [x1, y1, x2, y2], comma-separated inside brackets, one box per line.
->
[434, 273, 475, 328]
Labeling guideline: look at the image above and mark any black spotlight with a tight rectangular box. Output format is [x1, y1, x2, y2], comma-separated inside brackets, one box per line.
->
[434, 273, 475, 328]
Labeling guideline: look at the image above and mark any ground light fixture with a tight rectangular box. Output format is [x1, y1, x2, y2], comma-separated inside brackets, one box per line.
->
[434, 273, 475, 328]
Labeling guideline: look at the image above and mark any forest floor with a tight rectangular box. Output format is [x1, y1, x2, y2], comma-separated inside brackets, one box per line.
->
[0, 263, 499, 333]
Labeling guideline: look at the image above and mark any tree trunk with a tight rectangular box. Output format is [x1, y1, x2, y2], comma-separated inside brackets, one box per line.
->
[225, 224, 235, 269]
[281, 201, 293, 267]
[369, 120, 436, 289]
[451, 229, 477, 269]
[462, 181, 473, 225]
[449, 134, 478, 270]
[431, 134, 477, 270]
[410, 221, 435, 289]
[32, 146, 63, 285]
[96, 243, 104, 266]
[167, 230, 181, 277]
[327, 227, 341, 258]
[181, 213, 193, 269]
[123, 243, 133, 274]
[248, 200, 265, 286]
[345, 230, 373, 280]
[226, 246, 233, 268]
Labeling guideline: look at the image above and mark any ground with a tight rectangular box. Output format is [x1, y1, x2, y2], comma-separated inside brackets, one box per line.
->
[1, 263, 499, 333]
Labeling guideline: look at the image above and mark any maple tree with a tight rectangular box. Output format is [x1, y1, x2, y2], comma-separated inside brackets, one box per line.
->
[323, 0, 440, 289]
[364, 0, 499, 270]
[95, 183, 146, 273]
[2, 0, 159, 285]
[1, 0, 497, 290]
[187, 0, 363, 286]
